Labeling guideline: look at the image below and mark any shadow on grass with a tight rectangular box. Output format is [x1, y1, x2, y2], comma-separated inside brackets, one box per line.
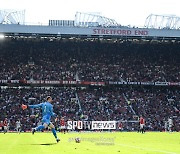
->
[31, 143, 57, 146]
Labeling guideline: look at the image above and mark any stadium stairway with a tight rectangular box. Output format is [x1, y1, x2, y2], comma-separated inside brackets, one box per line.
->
[123, 93, 137, 115]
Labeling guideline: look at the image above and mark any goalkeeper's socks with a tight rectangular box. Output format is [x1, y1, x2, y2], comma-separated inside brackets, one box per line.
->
[36, 125, 45, 131]
[52, 128, 57, 139]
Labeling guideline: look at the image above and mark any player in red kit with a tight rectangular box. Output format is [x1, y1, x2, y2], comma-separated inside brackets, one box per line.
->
[60, 117, 66, 134]
[3, 118, 9, 134]
[118, 121, 123, 131]
[139, 116, 145, 133]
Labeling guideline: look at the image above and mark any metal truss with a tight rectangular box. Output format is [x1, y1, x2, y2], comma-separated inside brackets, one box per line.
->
[144, 14, 180, 29]
[74, 12, 119, 27]
[0, 9, 25, 25]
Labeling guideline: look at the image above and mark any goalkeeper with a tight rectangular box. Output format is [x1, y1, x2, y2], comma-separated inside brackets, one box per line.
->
[22, 96, 60, 143]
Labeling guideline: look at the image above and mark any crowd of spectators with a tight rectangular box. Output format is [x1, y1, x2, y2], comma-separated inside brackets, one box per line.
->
[0, 87, 179, 131]
[0, 87, 78, 131]
[0, 38, 179, 132]
[124, 87, 180, 131]
[0, 38, 180, 82]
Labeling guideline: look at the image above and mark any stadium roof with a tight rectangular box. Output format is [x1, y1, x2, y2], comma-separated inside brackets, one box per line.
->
[0, 10, 180, 41]
[145, 14, 180, 30]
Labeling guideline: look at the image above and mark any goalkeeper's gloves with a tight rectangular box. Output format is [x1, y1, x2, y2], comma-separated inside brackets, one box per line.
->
[21, 104, 28, 110]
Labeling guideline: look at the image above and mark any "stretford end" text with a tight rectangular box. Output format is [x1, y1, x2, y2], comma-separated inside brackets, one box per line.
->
[93, 29, 148, 36]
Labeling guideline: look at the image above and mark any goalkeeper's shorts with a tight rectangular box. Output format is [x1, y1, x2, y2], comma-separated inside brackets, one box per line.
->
[42, 115, 51, 125]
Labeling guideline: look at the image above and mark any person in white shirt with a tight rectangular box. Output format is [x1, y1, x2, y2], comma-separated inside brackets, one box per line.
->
[16, 120, 21, 134]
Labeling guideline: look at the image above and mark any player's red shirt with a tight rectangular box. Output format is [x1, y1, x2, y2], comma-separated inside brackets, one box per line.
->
[118, 122, 123, 129]
[60, 119, 65, 126]
[3, 119, 8, 126]
[140, 117, 145, 124]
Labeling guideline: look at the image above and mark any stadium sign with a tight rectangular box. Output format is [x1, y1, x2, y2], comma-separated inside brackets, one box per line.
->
[155, 82, 169, 86]
[93, 29, 148, 36]
[1, 80, 180, 87]
[140, 82, 154, 85]
[169, 82, 180, 86]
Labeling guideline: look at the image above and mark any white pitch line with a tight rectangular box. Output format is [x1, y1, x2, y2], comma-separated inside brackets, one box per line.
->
[117, 143, 177, 154]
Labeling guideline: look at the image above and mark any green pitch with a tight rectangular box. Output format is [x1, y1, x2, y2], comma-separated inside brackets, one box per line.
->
[0, 132, 179, 154]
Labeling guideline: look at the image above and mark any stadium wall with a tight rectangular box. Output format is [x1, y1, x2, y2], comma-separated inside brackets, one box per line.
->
[0, 24, 180, 38]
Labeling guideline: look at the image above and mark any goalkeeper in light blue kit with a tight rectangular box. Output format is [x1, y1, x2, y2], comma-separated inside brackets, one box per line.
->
[22, 96, 60, 143]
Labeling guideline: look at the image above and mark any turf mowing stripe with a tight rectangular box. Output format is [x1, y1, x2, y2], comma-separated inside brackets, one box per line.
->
[117, 143, 177, 154]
